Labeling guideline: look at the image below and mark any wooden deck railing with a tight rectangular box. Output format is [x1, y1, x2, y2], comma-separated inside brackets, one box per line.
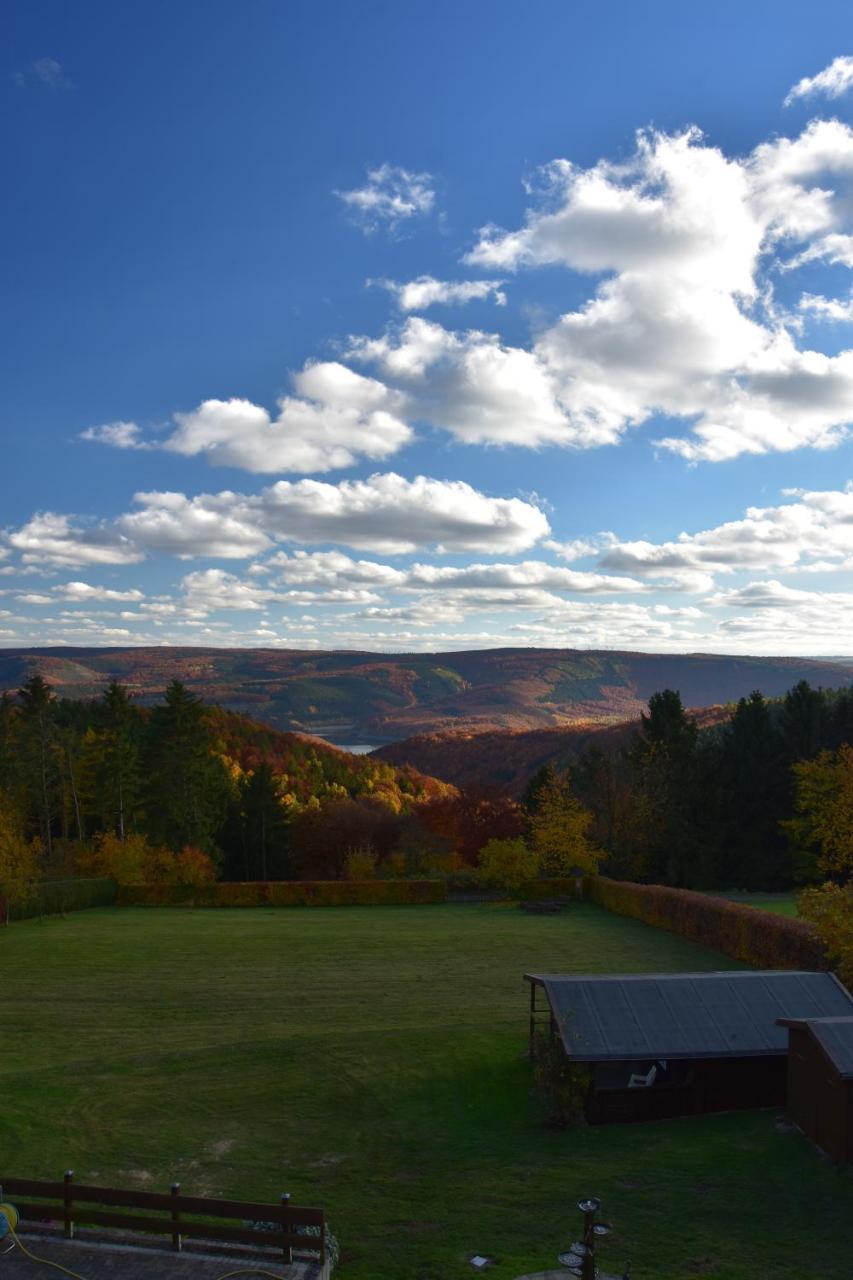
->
[0, 1173, 325, 1264]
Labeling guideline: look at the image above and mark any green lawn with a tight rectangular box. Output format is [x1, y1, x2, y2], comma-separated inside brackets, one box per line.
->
[2, 904, 850, 1279]
[718, 892, 799, 917]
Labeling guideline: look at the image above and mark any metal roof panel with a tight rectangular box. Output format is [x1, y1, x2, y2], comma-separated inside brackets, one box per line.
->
[530, 971, 853, 1062]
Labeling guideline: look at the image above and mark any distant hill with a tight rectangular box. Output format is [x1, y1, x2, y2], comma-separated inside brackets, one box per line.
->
[2, 645, 851, 743]
[205, 705, 452, 807]
[372, 707, 732, 795]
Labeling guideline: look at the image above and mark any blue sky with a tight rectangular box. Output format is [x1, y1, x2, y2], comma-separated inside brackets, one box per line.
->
[3, 0, 853, 654]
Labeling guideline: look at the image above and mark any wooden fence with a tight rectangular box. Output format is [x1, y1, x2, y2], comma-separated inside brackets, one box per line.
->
[0, 1173, 325, 1264]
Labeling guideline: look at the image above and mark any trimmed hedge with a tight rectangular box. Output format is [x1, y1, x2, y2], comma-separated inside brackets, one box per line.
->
[445, 873, 580, 902]
[117, 879, 449, 908]
[0, 878, 117, 923]
[518, 877, 579, 901]
[584, 875, 828, 970]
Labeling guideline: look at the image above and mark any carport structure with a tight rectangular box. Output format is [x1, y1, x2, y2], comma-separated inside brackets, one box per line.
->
[525, 970, 853, 1124]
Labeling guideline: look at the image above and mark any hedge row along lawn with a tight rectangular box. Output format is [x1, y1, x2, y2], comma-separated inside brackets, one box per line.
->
[586, 877, 822, 969]
[2, 904, 851, 1279]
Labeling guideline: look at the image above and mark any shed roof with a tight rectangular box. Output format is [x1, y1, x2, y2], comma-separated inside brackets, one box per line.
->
[526, 971, 853, 1063]
[778, 1016, 853, 1079]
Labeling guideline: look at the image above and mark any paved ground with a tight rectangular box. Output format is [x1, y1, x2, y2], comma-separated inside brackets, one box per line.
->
[1, 1233, 326, 1280]
[515, 1272, 624, 1279]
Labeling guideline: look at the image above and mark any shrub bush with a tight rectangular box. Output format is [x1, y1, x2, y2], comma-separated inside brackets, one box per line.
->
[343, 847, 378, 880]
[174, 846, 217, 886]
[585, 875, 827, 970]
[117, 879, 448, 908]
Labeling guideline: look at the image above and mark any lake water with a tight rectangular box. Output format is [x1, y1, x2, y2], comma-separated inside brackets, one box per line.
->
[302, 726, 379, 754]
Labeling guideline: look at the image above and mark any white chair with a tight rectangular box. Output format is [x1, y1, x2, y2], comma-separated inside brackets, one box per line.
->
[627, 1063, 658, 1089]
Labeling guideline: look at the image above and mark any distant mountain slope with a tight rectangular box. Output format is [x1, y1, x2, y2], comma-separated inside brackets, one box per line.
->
[2, 646, 852, 742]
[206, 706, 451, 806]
[372, 706, 733, 794]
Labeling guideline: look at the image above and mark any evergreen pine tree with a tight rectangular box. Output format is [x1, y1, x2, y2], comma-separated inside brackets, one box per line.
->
[143, 681, 230, 855]
[718, 690, 788, 888]
[241, 762, 290, 880]
[780, 680, 826, 762]
[81, 681, 142, 839]
[631, 689, 704, 886]
[17, 674, 59, 859]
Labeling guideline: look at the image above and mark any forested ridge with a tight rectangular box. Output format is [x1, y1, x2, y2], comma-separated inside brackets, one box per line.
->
[1, 673, 852, 902]
[0, 677, 455, 887]
[3, 645, 852, 739]
[566, 681, 853, 890]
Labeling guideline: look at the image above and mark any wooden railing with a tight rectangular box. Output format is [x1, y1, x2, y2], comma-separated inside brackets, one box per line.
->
[0, 1173, 325, 1265]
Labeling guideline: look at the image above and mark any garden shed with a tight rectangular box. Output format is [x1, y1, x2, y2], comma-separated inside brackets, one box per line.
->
[525, 970, 853, 1125]
[777, 1016, 853, 1163]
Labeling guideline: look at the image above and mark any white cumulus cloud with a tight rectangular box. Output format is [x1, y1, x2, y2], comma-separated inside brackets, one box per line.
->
[10, 474, 549, 565]
[267, 549, 407, 588]
[461, 124, 853, 461]
[7, 513, 143, 567]
[374, 276, 507, 311]
[57, 581, 144, 603]
[597, 485, 853, 587]
[88, 364, 414, 475]
[335, 164, 435, 233]
[798, 290, 853, 322]
[784, 55, 853, 107]
[351, 317, 579, 446]
[80, 422, 149, 449]
[118, 491, 272, 559]
[250, 472, 549, 553]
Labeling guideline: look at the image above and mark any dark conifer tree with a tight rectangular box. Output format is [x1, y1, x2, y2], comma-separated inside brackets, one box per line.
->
[631, 689, 706, 886]
[779, 680, 826, 762]
[85, 681, 142, 839]
[827, 686, 853, 751]
[522, 764, 556, 814]
[240, 762, 290, 880]
[143, 680, 230, 855]
[0, 693, 19, 797]
[17, 675, 59, 858]
[718, 690, 788, 888]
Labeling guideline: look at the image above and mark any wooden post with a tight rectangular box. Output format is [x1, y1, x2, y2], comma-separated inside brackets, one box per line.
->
[170, 1182, 182, 1252]
[280, 1192, 292, 1264]
[63, 1170, 74, 1240]
[529, 980, 536, 1056]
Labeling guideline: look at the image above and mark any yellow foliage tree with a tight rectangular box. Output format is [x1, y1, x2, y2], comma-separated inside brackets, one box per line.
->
[799, 883, 853, 989]
[0, 791, 41, 905]
[791, 745, 853, 988]
[478, 837, 540, 892]
[787, 744, 853, 877]
[529, 773, 602, 877]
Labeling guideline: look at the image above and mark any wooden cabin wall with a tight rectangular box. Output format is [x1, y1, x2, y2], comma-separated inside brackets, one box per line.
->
[786, 1029, 850, 1164]
[586, 1056, 787, 1125]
